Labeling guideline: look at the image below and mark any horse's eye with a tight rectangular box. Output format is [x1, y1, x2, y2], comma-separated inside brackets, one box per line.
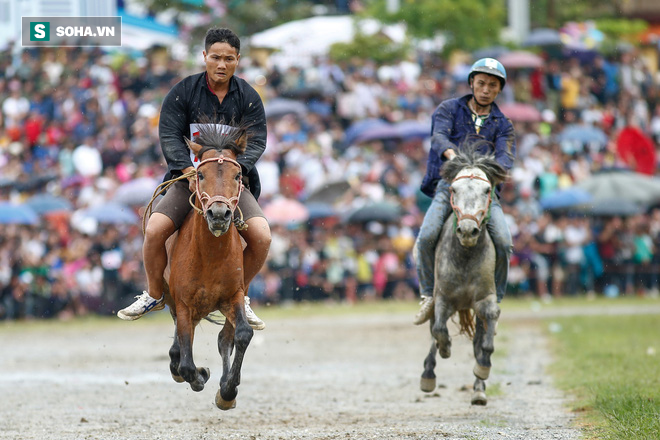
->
[198, 172, 204, 181]
[484, 187, 490, 195]
[235, 173, 242, 181]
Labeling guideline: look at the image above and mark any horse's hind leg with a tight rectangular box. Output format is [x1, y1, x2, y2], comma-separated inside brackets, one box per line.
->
[420, 341, 438, 392]
[215, 295, 253, 410]
[175, 308, 210, 392]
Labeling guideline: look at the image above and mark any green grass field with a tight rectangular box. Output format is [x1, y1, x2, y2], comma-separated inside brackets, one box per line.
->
[545, 311, 660, 439]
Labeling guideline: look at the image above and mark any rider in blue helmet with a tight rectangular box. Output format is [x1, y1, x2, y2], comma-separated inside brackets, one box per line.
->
[413, 57, 516, 325]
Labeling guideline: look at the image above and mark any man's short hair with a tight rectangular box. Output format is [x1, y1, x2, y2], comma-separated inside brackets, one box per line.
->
[204, 28, 240, 54]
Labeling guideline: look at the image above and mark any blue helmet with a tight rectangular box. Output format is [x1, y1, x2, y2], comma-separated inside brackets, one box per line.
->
[468, 58, 507, 89]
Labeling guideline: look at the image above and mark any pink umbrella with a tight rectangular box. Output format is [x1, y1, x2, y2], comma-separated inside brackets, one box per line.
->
[263, 198, 309, 224]
[498, 51, 544, 69]
[498, 102, 542, 122]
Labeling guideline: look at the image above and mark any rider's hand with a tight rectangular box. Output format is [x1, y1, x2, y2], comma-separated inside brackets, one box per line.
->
[182, 166, 196, 193]
[445, 149, 457, 160]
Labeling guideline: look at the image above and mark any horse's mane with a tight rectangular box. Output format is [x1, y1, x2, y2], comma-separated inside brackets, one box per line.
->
[440, 137, 510, 185]
[192, 115, 249, 158]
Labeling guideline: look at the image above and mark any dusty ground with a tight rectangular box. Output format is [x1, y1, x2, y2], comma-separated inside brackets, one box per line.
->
[0, 306, 584, 440]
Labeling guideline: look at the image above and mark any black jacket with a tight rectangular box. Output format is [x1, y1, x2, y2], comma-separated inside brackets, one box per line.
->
[158, 72, 267, 199]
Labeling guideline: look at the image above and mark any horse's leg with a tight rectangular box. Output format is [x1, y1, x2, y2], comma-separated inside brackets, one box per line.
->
[431, 296, 454, 359]
[168, 320, 185, 383]
[175, 307, 210, 392]
[216, 319, 235, 409]
[420, 340, 438, 392]
[471, 316, 488, 405]
[471, 298, 500, 406]
[215, 294, 253, 410]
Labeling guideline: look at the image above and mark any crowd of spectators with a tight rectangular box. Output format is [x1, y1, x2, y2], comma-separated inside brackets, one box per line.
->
[2, 34, 660, 321]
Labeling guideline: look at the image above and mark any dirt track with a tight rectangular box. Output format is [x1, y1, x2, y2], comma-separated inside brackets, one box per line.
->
[0, 307, 582, 440]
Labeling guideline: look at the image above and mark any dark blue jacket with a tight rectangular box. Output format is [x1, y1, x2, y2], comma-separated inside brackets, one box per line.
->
[420, 94, 516, 198]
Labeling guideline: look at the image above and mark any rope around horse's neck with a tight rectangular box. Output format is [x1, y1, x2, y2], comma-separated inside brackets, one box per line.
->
[141, 171, 247, 235]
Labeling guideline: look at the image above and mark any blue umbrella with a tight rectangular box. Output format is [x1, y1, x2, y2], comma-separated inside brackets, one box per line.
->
[0, 202, 39, 225]
[24, 193, 72, 214]
[264, 98, 307, 119]
[394, 120, 431, 140]
[305, 202, 338, 219]
[557, 125, 608, 146]
[354, 123, 401, 144]
[344, 119, 388, 146]
[539, 188, 593, 211]
[79, 202, 138, 224]
[522, 28, 562, 47]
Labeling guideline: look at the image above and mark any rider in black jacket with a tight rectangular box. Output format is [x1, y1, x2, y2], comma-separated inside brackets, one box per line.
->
[117, 28, 270, 329]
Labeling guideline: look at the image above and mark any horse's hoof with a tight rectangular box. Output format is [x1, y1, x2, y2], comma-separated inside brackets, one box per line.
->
[198, 367, 211, 383]
[215, 390, 236, 411]
[439, 346, 451, 359]
[171, 373, 185, 383]
[473, 364, 490, 380]
[191, 381, 205, 392]
[420, 377, 436, 393]
[471, 390, 487, 406]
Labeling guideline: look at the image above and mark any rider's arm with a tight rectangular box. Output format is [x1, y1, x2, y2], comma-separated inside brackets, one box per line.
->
[236, 85, 267, 175]
[429, 100, 460, 162]
[159, 82, 194, 176]
[492, 118, 516, 171]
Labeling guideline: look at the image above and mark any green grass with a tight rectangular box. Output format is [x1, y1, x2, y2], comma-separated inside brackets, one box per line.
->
[546, 313, 660, 439]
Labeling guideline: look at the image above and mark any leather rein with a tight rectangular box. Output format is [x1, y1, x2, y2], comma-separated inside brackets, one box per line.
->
[449, 174, 493, 228]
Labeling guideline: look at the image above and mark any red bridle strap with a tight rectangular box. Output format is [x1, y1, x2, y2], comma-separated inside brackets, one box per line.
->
[449, 174, 492, 228]
[194, 155, 243, 214]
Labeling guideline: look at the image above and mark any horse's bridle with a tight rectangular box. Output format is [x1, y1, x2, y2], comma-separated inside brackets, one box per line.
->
[193, 154, 243, 215]
[449, 174, 493, 228]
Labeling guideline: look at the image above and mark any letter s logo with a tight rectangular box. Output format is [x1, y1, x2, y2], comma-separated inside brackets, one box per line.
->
[35, 24, 46, 39]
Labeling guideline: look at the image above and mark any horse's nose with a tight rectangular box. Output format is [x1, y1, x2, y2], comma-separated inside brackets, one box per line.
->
[457, 224, 479, 237]
[207, 204, 232, 222]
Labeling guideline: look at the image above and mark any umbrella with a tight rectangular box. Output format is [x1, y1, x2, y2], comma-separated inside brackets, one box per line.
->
[472, 46, 510, 60]
[113, 177, 159, 206]
[393, 120, 431, 140]
[616, 127, 656, 175]
[539, 188, 593, 211]
[0, 202, 39, 225]
[576, 198, 644, 217]
[305, 202, 338, 219]
[498, 51, 544, 69]
[557, 124, 608, 146]
[344, 119, 388, 146]
[522, 28, 562, 47]
[306, 180, 352, 205]
[24, 194, 72, 215]
[344, 201, 402, 223]
[78, 202, 139, 224]
[263, 198, 309, 224]
[264, 98, 307, 119]
[354, 123, 401, 144]
[576, 171, 660, 205]
[497, 102, 542, 122]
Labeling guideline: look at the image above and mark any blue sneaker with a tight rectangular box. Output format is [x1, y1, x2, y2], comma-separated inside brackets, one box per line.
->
[117, 291, 165, 321]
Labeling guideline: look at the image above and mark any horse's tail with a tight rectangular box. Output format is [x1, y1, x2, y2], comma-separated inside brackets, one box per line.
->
[457, 309, 475, 339]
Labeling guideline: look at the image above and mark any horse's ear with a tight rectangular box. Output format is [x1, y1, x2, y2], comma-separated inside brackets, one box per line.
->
[235, 129, 247, 155]
[185, 137, 203, 157]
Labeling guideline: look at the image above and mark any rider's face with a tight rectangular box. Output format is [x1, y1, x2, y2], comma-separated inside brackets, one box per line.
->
[204, 42, 240, 86]
[470, 73, 501, 106]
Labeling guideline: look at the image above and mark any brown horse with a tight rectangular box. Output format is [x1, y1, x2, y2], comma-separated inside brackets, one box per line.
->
[162, 124, 252, 410]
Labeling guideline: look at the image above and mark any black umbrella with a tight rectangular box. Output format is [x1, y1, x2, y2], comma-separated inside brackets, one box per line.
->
[344, 201, 402, 224]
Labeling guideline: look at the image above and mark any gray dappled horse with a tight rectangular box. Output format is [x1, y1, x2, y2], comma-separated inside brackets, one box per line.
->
[420, 144, 509, 406]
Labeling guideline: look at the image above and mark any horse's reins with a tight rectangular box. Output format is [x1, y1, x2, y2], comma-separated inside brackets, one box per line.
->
[449, 174, 493, 229]
[142, 155, 247, 235]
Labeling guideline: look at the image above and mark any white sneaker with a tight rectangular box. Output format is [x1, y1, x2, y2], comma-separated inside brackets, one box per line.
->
[413, 295, 434, 325]
[244, 296, 265, 330]
[117, 291, 165, 321]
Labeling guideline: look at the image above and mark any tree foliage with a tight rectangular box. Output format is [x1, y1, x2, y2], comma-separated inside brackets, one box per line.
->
[328, 30, 410, 64]
[364, 0, 506, 53]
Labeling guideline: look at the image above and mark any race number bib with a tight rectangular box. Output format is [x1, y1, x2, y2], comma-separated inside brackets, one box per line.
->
[189, 123, 235, 169]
